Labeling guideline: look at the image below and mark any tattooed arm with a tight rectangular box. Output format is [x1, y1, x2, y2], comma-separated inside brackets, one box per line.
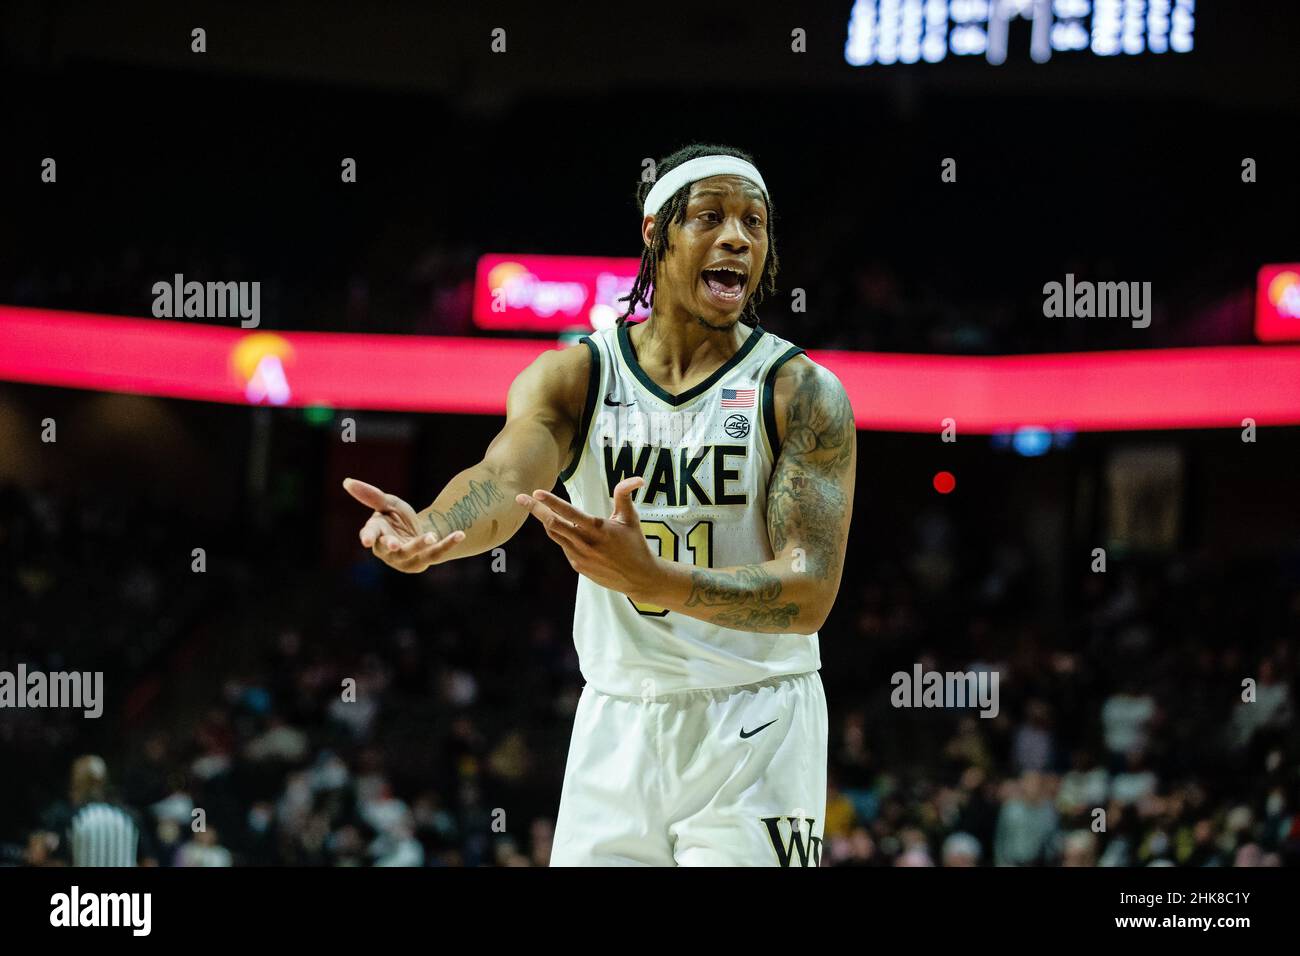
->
[343, 343, 590, 572]
[622, 357, 856, 634]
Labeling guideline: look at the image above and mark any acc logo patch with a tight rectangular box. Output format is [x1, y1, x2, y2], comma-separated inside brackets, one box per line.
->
[724, 413, 750, 439]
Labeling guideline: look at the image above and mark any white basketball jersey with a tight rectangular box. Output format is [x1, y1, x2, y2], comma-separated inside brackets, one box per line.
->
[560, 321, 821, 697]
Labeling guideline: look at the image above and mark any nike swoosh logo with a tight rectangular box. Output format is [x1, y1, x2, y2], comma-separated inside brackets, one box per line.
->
[739, 719, 778, 739]
[603, 396, 636, 407]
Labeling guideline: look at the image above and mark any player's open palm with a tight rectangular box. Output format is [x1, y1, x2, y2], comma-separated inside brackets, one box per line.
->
[343, 477, 464, 573]
[517, 477, 660, 599]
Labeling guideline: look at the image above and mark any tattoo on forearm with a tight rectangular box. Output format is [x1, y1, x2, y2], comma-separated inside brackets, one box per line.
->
[767, 366, 853, 580]
[426, 479, 505, 537]
[684, 565, 800, 629]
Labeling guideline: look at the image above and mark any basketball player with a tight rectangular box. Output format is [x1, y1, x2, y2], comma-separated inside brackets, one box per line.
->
[344, 144, 855, 866]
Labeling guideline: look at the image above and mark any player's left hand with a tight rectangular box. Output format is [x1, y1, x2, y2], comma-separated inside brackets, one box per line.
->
[517, 476, 661, 601]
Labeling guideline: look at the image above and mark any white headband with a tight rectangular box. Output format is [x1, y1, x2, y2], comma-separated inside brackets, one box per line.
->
[642, 155, 768, 218]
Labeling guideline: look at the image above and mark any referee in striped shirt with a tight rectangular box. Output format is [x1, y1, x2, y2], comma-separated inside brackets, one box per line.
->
[38, 755, 155, 867]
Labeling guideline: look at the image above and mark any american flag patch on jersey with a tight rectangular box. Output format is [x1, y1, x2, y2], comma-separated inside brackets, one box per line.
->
[720, 387, 756, 408]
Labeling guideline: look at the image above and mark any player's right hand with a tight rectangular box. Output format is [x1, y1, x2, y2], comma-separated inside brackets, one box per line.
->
[343, 477, 464, 573]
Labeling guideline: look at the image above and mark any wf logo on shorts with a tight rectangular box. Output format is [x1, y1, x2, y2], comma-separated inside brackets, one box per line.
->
[761, 816, 823, 867]
[891, 664, 1000, 719]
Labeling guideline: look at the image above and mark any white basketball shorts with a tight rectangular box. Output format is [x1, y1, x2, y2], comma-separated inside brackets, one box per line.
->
[550, 670, 828, 866]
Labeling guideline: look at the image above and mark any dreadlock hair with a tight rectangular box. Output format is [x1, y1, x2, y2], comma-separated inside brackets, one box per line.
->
[617, 143, 779, 328]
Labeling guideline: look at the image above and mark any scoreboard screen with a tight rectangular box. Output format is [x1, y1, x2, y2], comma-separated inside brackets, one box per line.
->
[845, 0, 1196, 66]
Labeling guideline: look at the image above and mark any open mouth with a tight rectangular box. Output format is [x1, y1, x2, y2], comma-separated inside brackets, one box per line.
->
[701, 267, 747, 306]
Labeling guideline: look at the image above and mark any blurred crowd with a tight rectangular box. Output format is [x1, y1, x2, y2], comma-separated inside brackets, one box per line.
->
[2, 474, 1296, 868]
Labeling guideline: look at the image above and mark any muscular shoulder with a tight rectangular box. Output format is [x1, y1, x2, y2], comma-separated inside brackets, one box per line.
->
[507, 339, 594, 427]
[770, 354, 854, 453]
